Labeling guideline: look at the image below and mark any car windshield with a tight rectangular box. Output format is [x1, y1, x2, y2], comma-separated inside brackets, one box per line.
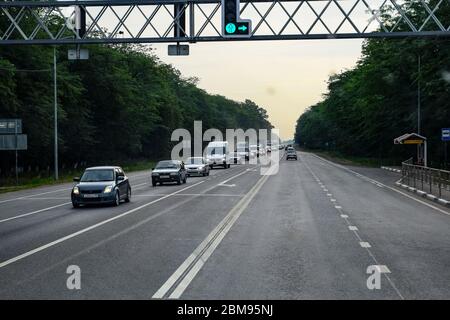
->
[207, 147, 225, 156]
[80, 169, 114, 182]
[186, 157, 204, 164]
[156, 161, 178, 169]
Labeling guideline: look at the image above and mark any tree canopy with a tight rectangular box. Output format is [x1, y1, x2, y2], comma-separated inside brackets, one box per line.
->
[295, 0, 449, 166]
[0, 44, 272, 175]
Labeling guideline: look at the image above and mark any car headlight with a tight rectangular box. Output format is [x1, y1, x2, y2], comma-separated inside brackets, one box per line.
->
[103, 186, 113, 193]
[198, 166, 205, 170]
[152, 172, 159, 176]
[73, 187, 79, 195]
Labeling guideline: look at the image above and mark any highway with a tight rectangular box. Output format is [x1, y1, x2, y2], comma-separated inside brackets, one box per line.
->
[1, 151, 450, 299]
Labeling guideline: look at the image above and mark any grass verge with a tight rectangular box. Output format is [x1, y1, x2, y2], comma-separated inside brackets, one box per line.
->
[299, 148, 399, 168]
[0, 160, 155, 195]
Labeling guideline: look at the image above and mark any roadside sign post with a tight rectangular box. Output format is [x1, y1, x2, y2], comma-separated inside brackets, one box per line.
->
[0, 119, 27, 185]
[442, 128, 450, 168]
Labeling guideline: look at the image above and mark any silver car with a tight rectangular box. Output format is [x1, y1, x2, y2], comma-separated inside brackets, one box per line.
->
[185, 157, 210, 176]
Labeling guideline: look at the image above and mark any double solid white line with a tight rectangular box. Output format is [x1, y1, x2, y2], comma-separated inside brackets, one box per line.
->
[153, 167, 273, 299]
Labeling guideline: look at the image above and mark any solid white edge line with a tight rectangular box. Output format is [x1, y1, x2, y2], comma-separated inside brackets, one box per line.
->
[0, 202, 71, 224]
[309, 153, 450, 216]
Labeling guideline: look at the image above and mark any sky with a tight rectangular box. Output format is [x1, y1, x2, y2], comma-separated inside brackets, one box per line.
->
[66, 1, 377, 140]
[152, 39, 364, 140]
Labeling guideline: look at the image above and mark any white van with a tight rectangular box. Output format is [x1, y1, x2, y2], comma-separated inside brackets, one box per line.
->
[205, 141, 230, 169]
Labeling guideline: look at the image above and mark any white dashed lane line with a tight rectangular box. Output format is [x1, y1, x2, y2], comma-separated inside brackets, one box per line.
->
[301, 154, 404, 299]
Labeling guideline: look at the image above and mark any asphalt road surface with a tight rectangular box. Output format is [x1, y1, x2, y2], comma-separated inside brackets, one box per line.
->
[1, 152, 450, 299]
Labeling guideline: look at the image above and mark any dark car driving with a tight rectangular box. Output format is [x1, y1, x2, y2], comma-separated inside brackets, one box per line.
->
[151, 160, 187, 186]
[71, 166, 131, 208]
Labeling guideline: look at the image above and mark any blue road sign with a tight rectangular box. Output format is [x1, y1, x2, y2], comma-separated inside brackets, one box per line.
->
[442, 128, 450, 141]
[0, 119, 22, 134]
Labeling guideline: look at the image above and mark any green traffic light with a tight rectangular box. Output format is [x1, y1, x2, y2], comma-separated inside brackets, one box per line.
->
[225, 23, 236, 34]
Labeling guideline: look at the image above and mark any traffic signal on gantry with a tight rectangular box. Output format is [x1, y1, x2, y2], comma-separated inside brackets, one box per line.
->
[222, 0, 251, 37]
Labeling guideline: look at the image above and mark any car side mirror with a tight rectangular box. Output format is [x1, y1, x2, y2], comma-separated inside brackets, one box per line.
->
[73, 177, 80, 182]
[151, 167, 155, 171]
[117, 176, 125, 181]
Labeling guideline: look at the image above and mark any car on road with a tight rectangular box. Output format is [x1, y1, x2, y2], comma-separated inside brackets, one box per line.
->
[286, 148, 297, 160]
[249, 144, 259, 158]
[71, 166, 131, 208]
[152, 160, 187, 186]
[185, 157, 210, 176]
[257, 144, 266, 156]
[229, 152, 244, 164]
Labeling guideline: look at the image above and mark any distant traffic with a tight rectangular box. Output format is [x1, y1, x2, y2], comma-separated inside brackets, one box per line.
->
[70, 141, 293, 208]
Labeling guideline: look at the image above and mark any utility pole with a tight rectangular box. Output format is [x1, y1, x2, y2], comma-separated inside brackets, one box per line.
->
[53, 47, 58, 180]
[417, 54, 422, 166]
[417, 54, 421, 135]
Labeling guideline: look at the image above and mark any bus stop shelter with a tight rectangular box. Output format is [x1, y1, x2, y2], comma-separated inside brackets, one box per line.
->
[394, 133, 427, 167]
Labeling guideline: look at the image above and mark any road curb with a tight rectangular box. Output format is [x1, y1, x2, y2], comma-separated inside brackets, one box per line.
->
[395, 181, 450, 208]
[381, 166, 401, 173]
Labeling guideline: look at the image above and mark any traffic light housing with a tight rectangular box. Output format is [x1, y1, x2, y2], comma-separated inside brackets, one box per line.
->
[222, 0, 251, 37]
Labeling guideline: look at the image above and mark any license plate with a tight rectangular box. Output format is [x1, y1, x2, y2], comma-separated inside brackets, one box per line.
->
[83, 194, 99, 198]
[160, 175, 170, 178]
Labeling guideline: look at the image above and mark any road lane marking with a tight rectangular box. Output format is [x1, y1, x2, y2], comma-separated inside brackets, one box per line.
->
[0, 202, 71, 224]
[219, 169, 249, 185]
[360, 242, 372, 248]
[303, 154, 404, 299]
[134, 193, 243, 197]
[153, 166, 273, 299]
[309, 153, 450, 216]
[14, 168, 254, 284]
[335, 205, 342, 209]
[20, 197, 68, 200]
[217, 184, 236, 187]
[0, 180, 206, 269]
[0, 188, 72, 204]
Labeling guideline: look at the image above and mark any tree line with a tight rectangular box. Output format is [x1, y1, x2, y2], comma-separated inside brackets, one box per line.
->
[295, 0, 450, 167]
[0, 43, 272, 177]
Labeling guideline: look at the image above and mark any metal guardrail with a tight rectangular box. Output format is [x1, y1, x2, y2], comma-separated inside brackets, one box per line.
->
[401, 158, 450, 199]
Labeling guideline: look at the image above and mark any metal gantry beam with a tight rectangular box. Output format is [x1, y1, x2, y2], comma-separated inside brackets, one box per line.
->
[0, 0, 448, 45]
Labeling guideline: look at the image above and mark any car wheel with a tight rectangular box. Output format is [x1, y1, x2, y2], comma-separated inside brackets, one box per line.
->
[177, 176, 181, 185]
[114, 191, 120, 206]
[152, 180, 157, 187]
[183, 175, 187, 184]
[125, 187, 131, 202]
[72, 202, 80, 208]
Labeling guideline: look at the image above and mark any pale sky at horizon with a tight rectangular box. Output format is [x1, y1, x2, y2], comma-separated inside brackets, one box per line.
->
[66, 1, 375, 140]
[152, 39, 364, 140]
